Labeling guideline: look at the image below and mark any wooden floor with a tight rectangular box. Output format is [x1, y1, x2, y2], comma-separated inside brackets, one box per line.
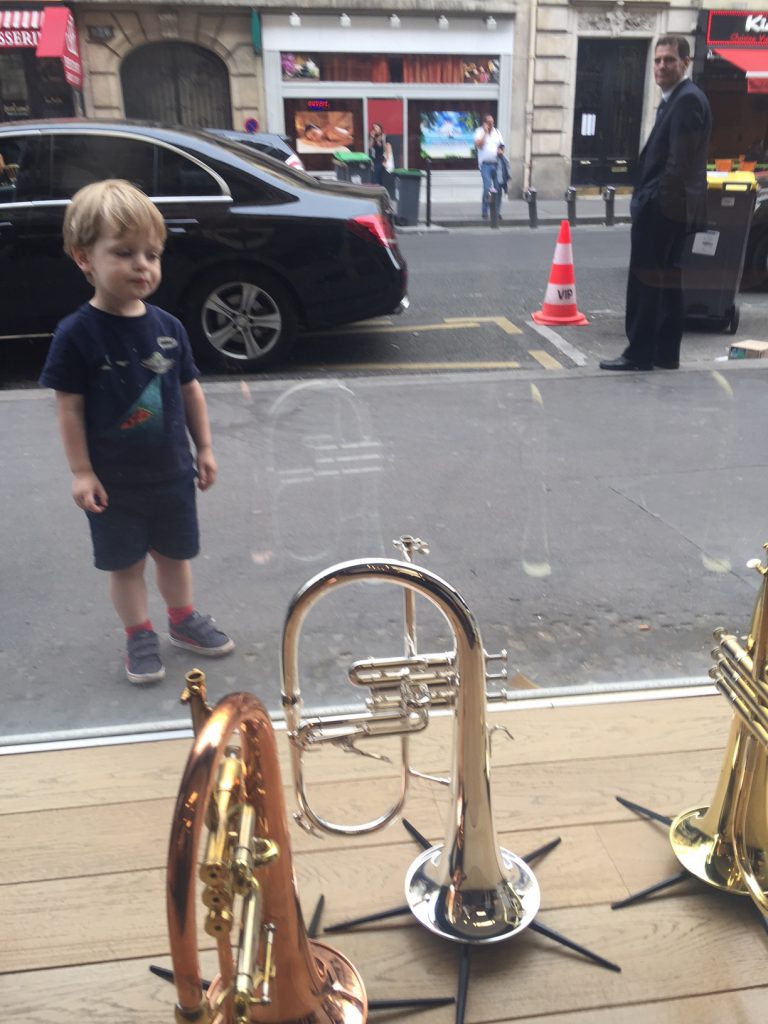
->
[1, 688, 766, 1023]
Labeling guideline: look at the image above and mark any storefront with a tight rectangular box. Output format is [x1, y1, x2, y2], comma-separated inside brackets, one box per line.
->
[260, 13, 513, 173]
[0, 3, 82, 119]
[695, 8, 768, 164]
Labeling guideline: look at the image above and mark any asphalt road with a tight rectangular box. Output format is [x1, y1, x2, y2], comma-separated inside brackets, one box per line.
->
[3, 225, 768, 744]
[4, 225, 767, 385]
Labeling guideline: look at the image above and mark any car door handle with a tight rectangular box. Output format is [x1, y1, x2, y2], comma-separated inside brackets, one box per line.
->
[165, 218, 199, 234]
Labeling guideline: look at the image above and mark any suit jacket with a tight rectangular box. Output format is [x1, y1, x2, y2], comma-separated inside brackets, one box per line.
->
[631, 78, 712, 234]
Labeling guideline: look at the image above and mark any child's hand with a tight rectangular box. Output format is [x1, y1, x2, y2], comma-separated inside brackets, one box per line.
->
[196, 446, 217, 491]
[72, 471, 108, 513]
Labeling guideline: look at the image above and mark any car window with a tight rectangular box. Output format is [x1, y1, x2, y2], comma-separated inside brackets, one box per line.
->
[155, 147, 223, 198]
[50, 134, 155, 198]
[0, 134, 34, 204]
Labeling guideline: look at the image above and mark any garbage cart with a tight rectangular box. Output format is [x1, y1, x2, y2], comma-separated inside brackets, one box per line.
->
[392, 169, 422, 226]
[683, 170, 758, 334]
[332, 151, 373, 185]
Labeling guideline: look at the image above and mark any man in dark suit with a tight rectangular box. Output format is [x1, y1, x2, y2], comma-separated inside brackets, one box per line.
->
[600, 36, 711, 371]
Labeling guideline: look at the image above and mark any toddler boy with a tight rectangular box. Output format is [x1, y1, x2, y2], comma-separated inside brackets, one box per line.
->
[40, 179, 234, 684]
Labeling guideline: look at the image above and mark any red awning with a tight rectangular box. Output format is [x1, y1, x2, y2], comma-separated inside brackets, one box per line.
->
[36, 7, 82, 90]
[714, 47, 768, 93]
[0, 9, 43, 48]
[714, 46, 768, 75]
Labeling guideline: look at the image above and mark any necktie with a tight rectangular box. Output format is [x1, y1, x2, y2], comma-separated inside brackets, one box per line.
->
[655, 100, 667, 124]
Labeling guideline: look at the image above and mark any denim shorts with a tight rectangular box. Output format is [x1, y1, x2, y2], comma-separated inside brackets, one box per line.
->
[86, 474, 200, 571]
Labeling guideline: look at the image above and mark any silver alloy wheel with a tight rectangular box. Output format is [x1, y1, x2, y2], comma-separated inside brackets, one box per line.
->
[202, 280, 283, 363]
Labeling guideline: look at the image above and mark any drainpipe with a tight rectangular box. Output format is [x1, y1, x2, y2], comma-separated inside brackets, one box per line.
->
[523, 0, 538, 191]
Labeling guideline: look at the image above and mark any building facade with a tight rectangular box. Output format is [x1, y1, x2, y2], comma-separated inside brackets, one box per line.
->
[3, 1, 767, 197]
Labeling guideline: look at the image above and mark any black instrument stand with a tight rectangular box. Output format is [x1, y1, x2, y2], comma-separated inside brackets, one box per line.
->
[612, 795, 768, 933]
[325, 819, 621, 1024]
[149, 891, 455, 1016]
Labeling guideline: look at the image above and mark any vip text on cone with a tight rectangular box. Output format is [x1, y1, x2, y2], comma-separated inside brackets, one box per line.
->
[532, 219, 588, 326]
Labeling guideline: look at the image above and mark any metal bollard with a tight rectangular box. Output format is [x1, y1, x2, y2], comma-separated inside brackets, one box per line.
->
[487, 190, 500, 229]
[602, 185, 615, 227]
[565, 186, 577, 225]
[523, 187, 538, 228]
[425, 161, 432, 228]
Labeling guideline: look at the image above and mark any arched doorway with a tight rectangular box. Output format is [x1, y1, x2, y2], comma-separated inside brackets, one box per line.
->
[121, 42, 232, 128]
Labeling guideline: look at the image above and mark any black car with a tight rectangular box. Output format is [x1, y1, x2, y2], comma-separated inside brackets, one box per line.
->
[0, 119, 407, 370]
[204, 128, 306, 171]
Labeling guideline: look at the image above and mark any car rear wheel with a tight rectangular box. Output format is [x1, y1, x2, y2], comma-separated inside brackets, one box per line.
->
[185, 268, 296, 371]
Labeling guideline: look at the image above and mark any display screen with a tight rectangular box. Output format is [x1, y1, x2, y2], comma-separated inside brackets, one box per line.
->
[420, 110, 481, 159]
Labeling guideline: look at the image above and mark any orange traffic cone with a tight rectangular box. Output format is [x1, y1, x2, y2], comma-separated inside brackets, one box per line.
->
[531, 219, 588, 326]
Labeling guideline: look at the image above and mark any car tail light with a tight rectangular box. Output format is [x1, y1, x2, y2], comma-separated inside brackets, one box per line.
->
[349, 213, 397, 249]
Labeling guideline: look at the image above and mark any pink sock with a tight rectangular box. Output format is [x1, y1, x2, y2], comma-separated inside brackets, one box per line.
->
[168, 605, 194, 626]
[126, 619, 153, 638]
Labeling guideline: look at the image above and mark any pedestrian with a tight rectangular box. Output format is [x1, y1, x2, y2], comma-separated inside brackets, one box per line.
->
[473, 114, 504, 219]
[496, 143, 510, 218]
[368, 122, 392, 186]
[39, 179, 234, 685]
[600, 36, 711, 371]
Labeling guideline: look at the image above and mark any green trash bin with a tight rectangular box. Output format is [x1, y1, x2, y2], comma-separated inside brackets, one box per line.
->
[332, 150, 373, 184]
[392, 169, 422, 226]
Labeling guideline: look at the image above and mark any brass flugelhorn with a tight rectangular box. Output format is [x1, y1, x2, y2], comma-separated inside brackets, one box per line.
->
[166, 669, 367, 1023]
[669, 547, 768, 913]
[281, 546, 541, 944]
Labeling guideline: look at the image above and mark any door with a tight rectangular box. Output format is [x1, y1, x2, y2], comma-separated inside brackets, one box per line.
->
[121, 43, 232, 128]
[0, 132, 43, 336]
[572, 39, 647, 187]
[20, 130, 230, 328]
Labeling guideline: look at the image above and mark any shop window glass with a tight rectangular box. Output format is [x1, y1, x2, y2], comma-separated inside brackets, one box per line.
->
[50, 135, 156, 199]
[0, 52, 30, 120]
[281, 53, 499, 85]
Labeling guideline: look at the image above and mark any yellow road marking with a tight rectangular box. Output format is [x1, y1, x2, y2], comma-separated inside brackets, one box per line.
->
[314, 322, 478, 336]
[294, 361, 521, 372]
[444, 315, 523, 335]
[529, 349, 564, 370]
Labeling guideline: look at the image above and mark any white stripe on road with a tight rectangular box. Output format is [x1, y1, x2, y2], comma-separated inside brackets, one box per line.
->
[527, 319, 589, 367]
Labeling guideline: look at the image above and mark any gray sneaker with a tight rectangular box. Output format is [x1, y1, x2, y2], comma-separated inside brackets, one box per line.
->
[169, 611, 235, 656]
[126, 629, 165, 684]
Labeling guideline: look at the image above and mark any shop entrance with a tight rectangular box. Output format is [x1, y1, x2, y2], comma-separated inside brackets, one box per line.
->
[571, 38, 647, 187]
[121, 42, 231, 128]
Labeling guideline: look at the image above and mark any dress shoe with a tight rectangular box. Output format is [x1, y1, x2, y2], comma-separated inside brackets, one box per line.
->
[654, 360, 679, 369]
[599, 356, 654, 371]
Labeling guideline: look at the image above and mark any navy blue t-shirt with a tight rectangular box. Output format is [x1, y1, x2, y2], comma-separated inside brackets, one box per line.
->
[40, 303, 200, 485]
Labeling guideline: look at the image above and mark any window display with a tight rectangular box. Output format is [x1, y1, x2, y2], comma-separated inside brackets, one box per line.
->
[420, 110, 481, 159]
[281, 52, 500, 85]
[294, 110, 355, 153]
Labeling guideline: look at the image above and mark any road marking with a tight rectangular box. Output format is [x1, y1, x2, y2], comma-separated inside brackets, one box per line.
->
[444, 315, 523, 335]
[294, 361, 521, 372]
[311, 321, 478, 336]
[310, 315, 523, 337]
[529, 349, 563, 370]
[527, 319, 589, 366]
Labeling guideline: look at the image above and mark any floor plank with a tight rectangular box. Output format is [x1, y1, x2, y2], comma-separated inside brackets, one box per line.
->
[0, 692, 763, 1022]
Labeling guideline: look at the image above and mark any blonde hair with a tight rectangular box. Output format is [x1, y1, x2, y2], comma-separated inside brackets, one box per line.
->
[62, 179, 166, 257]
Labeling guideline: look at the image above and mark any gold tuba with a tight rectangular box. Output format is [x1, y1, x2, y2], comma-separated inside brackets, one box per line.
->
[166, 669, 367, 1023]
[281, 551, 541, 944]
[669, 548, 768, 913]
